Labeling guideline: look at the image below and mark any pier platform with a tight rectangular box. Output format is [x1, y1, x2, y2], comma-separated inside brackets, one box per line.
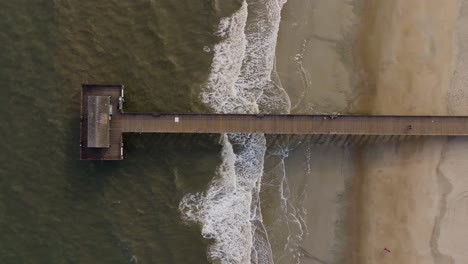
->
[80, 84, 123, 160]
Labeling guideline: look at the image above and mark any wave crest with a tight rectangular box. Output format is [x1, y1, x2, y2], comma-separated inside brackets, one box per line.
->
[180, 1, 289, 263]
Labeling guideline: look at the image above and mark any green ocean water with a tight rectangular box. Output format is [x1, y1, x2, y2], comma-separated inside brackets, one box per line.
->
[0, 1, 242, 263]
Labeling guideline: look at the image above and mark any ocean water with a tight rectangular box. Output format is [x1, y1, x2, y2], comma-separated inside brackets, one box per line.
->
[0, 1, 307, 263]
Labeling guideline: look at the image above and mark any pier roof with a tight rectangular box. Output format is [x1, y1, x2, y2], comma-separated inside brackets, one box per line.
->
[87, 96, 110, 148]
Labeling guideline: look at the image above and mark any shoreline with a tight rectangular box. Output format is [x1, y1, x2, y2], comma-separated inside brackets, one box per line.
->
[275, 1, 362, 262]
[274, 0, 468, 263]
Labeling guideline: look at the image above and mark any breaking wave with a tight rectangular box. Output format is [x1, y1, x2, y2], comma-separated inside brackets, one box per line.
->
[179, 1, 290, 263]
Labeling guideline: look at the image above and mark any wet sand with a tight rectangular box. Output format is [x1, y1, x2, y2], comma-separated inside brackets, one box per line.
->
[276, 0, 360, 115]
[284, 144, 353, 264]
[276, 0, 468, 263]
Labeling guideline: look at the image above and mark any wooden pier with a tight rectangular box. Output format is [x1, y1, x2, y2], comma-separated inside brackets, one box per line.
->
[80, 84, 468, 160]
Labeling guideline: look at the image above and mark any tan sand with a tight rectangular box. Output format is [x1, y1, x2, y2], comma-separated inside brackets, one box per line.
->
[348, 138, 447, 264]
[352, 0, 458, 115]
[275, 0, 468, 263]
[349, 1, 468, 263]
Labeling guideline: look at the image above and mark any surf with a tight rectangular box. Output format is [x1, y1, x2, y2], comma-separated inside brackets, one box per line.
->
[179, 1, 290, 263]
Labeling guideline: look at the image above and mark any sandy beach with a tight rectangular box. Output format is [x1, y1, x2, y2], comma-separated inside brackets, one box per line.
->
[275, 0, 468, 263]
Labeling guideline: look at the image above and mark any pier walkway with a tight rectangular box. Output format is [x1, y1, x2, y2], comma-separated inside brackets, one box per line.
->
[80, 84, 468, 160]
[120, 114, 468, 135]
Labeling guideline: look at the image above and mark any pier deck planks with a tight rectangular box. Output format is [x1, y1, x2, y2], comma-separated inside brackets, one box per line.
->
[120, 114, 468, 136]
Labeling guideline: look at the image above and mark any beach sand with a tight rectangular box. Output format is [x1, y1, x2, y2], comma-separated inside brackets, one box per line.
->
[275, 0, 468, 263]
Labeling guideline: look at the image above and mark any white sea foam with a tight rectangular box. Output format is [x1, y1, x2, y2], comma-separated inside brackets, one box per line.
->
[200, 0, 290, 115]
[180, 1, 290, 263]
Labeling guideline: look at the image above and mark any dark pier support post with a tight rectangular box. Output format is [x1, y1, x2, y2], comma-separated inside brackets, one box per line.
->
[360, 135, 370, 145]
[298, 134, 309, 148]
[371, 135, 378, 144]
[341, 135, 351, 146]
[360, 135, 366, 145]
[267, 134, 281, 149]
[316, 134, 325, 145]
